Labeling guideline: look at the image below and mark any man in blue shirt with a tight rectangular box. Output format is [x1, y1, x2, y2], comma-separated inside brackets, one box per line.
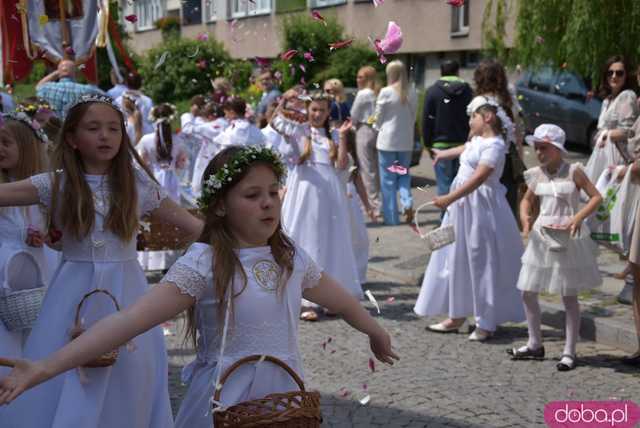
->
[36, 60, 105, 117]
[255, 71, 281, 127]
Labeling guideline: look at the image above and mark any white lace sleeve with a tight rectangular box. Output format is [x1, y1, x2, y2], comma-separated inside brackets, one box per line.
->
[29, 173, 54, 208]
[136, 167, 169, 215]
[478, 138, 506, 168]
[162, 243, 212, 300]
[297, 247, 323, 290]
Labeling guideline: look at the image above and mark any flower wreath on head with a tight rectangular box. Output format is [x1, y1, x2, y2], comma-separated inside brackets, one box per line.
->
[467, 95, 515, 143]
[149, 103, 177, 125]
[16, 100, 52, 117]
[2, 112, 50, 145]
[197, 146, 287, 213]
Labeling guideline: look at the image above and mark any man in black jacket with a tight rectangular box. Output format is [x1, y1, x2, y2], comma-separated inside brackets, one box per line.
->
[422, 60, 473, 196]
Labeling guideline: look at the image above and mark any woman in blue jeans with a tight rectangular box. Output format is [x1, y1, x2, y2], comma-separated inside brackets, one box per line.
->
[374, 60, 418, 225]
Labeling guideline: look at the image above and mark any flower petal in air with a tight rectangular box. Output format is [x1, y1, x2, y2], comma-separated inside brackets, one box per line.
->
[377, 21, 403, 54]
[303, 51, 315, 62]
[446, 0, 465, 7]
[368, 357, 375, 373]
[196, 32, 209, 41]
[125, 14, 138, 23]
[328, 39, 353, 51]
[311, 10, 327, 25]
[280, 49, 298, 61]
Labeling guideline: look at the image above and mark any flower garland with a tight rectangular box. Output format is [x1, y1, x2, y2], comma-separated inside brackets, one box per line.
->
[197, 146, 287, 212]
[2, 112, 50, 145]
[149, 103, 177, 125]
[16, 100, 52, 117]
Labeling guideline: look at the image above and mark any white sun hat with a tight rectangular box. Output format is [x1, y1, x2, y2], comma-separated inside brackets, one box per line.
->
[525, 124, 568, 153]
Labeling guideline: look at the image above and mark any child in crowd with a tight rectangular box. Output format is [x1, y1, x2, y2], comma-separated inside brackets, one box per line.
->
[215, 97, 265, 151]
[0, 95, 203, 428]
[180, 95, 207, 128]
[414, 96, 525, 341]
[0, 145, 398, 428]
[509, 124, 602, 371]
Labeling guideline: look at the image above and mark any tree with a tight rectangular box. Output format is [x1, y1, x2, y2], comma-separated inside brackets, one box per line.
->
[483, 0, 640, 83]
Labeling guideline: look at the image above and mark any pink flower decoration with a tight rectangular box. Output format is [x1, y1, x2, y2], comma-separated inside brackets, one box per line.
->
[125, 14, 138, 23]
[303, 51, 315, 62]
[280, 49, 298, 61]
[447, 0, 465, 7]
[310, 10, 326, 25]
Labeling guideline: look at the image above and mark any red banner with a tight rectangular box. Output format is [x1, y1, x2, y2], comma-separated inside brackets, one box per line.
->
[1, 0, 35, 83]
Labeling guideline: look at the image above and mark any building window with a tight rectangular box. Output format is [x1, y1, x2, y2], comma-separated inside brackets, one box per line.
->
[134, 0, 165, 31]
[204, 0, 217, 21]
[310, 0, 346, 7]
[450, 0, 469, 36]
[183, 0, 202, 24]
[231, 0, 271, 17]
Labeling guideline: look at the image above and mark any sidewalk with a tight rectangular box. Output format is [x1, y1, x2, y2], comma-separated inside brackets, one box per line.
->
[367, 150, 637, 353]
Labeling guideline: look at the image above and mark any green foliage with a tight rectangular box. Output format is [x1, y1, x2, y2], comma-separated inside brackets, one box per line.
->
[155, 16, 181, 41]
[487, 0, 640, 83]
[139, 37, 233, 103]
[482, 0, 511, 63]
[275, 0, 307, 14]
[276, 13, 380, 89]
[23, 62, 47, 84]
[314, 42, 382, 87]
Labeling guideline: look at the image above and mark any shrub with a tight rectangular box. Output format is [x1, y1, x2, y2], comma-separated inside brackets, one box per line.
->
[139, 37, 233, 103]
[314, 42, 382, 87]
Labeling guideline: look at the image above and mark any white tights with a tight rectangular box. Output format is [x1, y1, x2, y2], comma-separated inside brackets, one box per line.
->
[522, 291, 580, 356]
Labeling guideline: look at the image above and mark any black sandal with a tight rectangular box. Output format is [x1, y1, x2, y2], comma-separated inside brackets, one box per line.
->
[507, 346, 545, 360]
[556, 354, 577, 371]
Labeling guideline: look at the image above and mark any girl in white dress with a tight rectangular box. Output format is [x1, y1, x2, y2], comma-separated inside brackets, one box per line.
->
[0, 145, 399, 428]
[414, 98, 525, 341]
[214, 98, 265, 152]
[509, 124, 602, 371]
[279, 93, 363, 320]
[0, 95, 203, 428]
[0, 113, 58, 377]
[137, 103, 188, 202]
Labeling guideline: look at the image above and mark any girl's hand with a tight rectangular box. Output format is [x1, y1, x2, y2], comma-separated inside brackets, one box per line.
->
[616, 165, 628, 182]
[431, 149, 444, 165]
[565, 217, 583, 237]
[0, 358, 48, 405]
[339, 118, 352, 136]
[432, 195, 452, 210]
[369, 330, 399, 365]
[598, 132, 608, 148]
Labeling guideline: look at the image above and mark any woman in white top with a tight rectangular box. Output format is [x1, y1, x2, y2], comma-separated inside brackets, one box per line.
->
[374, 60, 418, 225]
[351, 66, 381, 220]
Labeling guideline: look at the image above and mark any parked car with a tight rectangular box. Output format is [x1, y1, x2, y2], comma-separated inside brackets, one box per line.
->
[515, 68, 602, 149]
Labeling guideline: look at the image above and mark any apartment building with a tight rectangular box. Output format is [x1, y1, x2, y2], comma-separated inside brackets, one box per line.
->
[122, 0, 516, 88]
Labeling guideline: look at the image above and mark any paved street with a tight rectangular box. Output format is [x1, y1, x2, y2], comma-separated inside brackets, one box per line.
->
[163, 145, 640, 427]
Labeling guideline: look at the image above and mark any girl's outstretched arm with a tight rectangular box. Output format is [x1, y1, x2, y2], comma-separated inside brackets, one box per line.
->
[432, 145, 465, 163]
[0, 179, 40, 207]
[568, 167, 602, 236]
[302, 273, 399, 365]
[432, 164, 493, 209]
[0, 282, 194, 405]
[151, 198, 204, 242]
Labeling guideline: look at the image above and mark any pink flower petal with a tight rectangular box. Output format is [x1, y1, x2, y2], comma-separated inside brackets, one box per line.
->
[311, 10, 327, 25]
[377, 21, 403, 54]
[125, 14, 138, 23]
[196, 32, 209, 41]
[385, 297, 395, 303]
[329, 39, 353, 51]
[372, 0, 384, 6]
[303, 51, 315, 62]
[280, 49, 298, 61]
[386, 163, 408, 175]
[446, 0, 464, 7]
[299, 64, 306, 73]
[368, 357, 375, 373]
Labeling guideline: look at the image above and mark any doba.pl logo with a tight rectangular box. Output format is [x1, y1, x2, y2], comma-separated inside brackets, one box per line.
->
[545, 401, 640, 427]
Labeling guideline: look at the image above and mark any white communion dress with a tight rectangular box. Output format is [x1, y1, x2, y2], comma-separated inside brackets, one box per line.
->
[414, 136, 525, 331]
[164, 242, 322, 427]
[0, 169, 173, 428]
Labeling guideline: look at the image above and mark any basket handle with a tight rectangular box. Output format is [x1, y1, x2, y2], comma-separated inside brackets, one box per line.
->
[212, 354, 306, 403]
[74, 289, 120, 325]
[414, 201, 436, 239]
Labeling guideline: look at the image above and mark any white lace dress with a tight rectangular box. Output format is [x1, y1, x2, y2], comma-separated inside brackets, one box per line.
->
[517, 163, 602, 295]
[281, 127, 363, 300]
[0, 170, 173, 428]
[182, 117, 229, 196]
[414, 136, 525, 331]
[0, 205, 60, 377]
[163, 242, 322, 428]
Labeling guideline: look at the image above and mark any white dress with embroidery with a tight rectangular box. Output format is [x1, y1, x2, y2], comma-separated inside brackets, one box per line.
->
[0, 170, 173, 428]
[414, 136, 525, 331]
[182, 117, 229, 196]
[281, 127, 363, 299]
[164, 242, 322, 428]
[517, 163, 602, 295]
[0, 205, 60, 377]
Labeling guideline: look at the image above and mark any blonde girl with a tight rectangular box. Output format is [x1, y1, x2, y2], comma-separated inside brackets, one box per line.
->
[414, 97, 525, 341]
[0, 113, 57, 376]
[0, 145, 398, 428]
[278, 92, 363, 320]
[324, 78, 351, 127]
[0, 95, 203, 428]
[509, 124, 602, 371]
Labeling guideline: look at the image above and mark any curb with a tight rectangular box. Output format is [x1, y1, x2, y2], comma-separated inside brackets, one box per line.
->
[538, 299, 637, 354]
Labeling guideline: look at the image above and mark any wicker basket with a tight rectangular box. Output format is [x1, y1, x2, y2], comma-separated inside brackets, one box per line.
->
[414, 202, 456, 252]
[70, 289, 121, 368]
[213, 355, 322, 428]
[137, 209, 201, 251]
[0, 250, 46, 332]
